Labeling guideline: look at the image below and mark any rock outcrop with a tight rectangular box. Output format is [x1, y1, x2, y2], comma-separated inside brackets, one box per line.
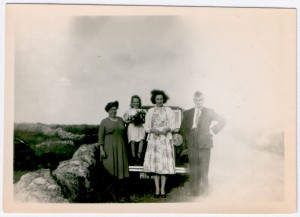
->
[14, 169, 68, 203]
[34, 140, 75, 156]
[53, 127, 85, 140]
[14, 142, 100, 203]
[52, 143, 99, 202]
[14, 123, 85, 140]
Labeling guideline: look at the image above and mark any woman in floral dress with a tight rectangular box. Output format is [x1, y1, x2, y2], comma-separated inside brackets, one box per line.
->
[143, 90, 178, 198]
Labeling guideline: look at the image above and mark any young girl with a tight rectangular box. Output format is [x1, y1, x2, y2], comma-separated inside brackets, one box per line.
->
[123, 95, 145, 164]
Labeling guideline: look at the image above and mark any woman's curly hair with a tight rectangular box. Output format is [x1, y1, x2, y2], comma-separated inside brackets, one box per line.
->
[150, 89, 170, 104]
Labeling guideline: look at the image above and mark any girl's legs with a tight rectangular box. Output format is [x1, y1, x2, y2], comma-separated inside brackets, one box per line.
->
[154, 175, 160, 195]
[131, 141, 138, 165]
[137, 139, 144, 162]
[160, 175, 167, 196]
[130, 141, 136, 158]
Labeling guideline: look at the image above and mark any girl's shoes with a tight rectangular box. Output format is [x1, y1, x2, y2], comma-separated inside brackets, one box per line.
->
[131, 156, 137, 165]
[137, 153, 142, 165]
[137, 153, 142, 159]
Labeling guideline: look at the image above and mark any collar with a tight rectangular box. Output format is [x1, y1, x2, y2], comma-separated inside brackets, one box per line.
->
[154, 105, 165, 110]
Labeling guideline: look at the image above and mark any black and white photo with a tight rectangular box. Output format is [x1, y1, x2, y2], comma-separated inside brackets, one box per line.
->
[2, 3, 296, 214]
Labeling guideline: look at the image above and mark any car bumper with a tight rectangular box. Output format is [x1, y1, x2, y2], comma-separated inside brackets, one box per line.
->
[129, 166, 190, 174]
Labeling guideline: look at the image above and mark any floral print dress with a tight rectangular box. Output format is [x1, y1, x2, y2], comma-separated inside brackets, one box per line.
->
[143, 107, 175, 174]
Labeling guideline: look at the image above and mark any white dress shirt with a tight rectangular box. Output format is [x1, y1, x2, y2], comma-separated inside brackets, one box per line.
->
[192, 107, 201, 128]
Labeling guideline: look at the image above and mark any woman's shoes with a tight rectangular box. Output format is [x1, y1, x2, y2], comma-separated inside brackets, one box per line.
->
[154, 193, 167, 198]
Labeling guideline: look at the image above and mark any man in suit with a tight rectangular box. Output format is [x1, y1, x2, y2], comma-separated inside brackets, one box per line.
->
[180, 91, 226, 196]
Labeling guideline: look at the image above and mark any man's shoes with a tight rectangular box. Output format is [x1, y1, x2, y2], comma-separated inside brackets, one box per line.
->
[190, 190, 199, 197]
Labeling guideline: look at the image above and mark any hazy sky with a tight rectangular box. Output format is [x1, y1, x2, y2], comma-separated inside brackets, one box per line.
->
[12, 6, 295, 132]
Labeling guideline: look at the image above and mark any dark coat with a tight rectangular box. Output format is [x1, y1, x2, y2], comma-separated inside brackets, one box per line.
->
[180, 107, 226, 149]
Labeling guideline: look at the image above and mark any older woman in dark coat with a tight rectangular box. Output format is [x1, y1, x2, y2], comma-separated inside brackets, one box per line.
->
[98, 101, 129, 179]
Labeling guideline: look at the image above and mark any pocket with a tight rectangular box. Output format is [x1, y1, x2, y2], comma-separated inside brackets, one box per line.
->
[105, 130, 113, 135]
[202, 134, 213, 148]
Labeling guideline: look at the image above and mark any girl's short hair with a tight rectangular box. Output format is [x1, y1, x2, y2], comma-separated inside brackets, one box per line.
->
[150, 89, 170, 104]
[130, 95, 142, 108]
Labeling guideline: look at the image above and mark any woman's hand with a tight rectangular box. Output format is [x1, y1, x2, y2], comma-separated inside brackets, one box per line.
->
[150, 128, 161, 136]
[124, 112, 133, 123]
[161, 127, 171, 135]
[100, 146, 107, 159]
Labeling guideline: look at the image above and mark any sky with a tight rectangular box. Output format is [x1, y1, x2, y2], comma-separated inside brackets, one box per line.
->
[11, 5, 295, 133]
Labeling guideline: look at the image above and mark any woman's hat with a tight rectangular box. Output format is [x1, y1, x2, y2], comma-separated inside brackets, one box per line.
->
[105, 101, 119, 112]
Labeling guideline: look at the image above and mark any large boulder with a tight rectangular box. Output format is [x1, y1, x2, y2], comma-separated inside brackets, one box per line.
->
[52, 143, 99, 202]
[14, 169, 68, 203]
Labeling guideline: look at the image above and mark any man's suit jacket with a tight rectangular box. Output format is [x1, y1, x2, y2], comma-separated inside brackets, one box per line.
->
[180, 107, 226, 149]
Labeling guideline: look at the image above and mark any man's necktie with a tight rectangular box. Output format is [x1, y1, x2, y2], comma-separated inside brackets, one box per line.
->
[195, 109, 200, 126]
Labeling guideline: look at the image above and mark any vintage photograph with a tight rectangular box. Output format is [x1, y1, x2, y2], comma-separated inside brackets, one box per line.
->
[3, 3, 296, 214]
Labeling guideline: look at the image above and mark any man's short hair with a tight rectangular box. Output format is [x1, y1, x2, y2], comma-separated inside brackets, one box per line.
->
[194, 91, 203, 98]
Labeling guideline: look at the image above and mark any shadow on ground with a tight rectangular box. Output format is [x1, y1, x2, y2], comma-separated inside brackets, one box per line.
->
[87, 164, 191, 203]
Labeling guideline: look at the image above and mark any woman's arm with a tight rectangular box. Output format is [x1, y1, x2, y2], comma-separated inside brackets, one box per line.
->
[123, 110, 131, 124]
[98, 120, 105, 146]
[98, 120, 107, 158]
[144, 108, 152, 133]
[144, 108, 160, 135]
[161, 107, 177, 135]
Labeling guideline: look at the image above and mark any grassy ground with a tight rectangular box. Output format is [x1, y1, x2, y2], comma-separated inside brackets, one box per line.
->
[91, 173, 191, 203]
[126, 175, 192, 203]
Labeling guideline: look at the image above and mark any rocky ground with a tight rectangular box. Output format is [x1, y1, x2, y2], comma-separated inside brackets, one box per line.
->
[13, 123, 284, 207]
[14, 169, 68, 203]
